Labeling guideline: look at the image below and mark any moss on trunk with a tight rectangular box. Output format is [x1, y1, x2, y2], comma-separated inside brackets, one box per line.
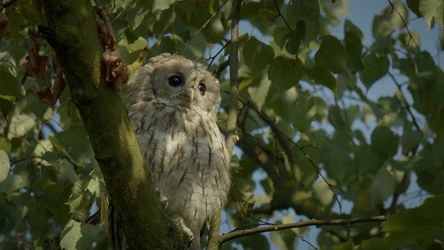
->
[42, 1, 188, 249]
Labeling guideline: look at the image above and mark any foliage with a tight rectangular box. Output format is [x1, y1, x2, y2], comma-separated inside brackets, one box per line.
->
[0, 0, 443, 249]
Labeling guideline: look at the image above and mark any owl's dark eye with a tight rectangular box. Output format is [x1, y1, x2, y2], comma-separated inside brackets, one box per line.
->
[168, 75, 184, 87]
[198, 82, 206, 96]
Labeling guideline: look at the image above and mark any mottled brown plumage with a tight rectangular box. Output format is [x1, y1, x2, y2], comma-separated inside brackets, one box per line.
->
[110, 53, 230, 250]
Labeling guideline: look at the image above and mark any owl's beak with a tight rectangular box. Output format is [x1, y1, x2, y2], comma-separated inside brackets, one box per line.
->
[176, 88, 194, 106]
[186, 87, 195, 101]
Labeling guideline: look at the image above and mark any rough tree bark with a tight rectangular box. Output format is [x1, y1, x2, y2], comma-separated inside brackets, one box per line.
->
[40, 1, 188, 249]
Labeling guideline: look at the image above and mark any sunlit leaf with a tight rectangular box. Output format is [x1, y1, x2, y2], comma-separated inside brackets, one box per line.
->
[0, 134, 11, 153]
[67, 180, 90, 222]
[0, 150, 9, 183]
[127, 37, 147, 53]
[419, 0, 444, 28]
[8, 114, 36, 138]
[60, 220, 98, 250]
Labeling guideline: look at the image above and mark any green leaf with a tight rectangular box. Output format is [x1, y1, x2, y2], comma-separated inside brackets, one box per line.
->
[86, 177, 101, 197]
[361, 238, 394, 250]
[48, 136, 72, 160]
[368, 167, 396, 206]
[285, 0, 320, 42]
[127, 37, 148, 53]
[441, 30, 444, 50]
[152, 7, 176, 40]
[313, 180, 334, 206]
[282, 20, 306, 55]
[419, 0, 444, 28]
[238, 234, 270, 250]
[359, 54, 390, 89]
[140, 0, 175, 12]
[344, 31, 363, 71]
[0, 95, 14, 116]
[0, 134, 11, 153]
[247, 71, 272, 110]
[60, 220, 98, 250]
[127, 3, 149, 30]
[243, 37, 274, 72]
[344, 19, 364, 40]
[314, 35, 347, 74]
[270, 229, 297, 249]
[0, 150, 9, 183]
[240, 2, 260, 19]
[401, 122, 422, 155]
[332, 241, 354, 250]
[0, 67, 23, 97]
[0, 174, 24, 194]
[354, 144, 384, 174]
[397, 32, 421, 48]
[384, 1, 410, 30]
[412, 50, 436, 81]
[268, 56, 304, 91]
[383, 195, 444, 248]
[307, 66, 336, 92]
[407, 0, 421, 17]
[67, 180, 90, 222]
[371, 126, 400, 159]
[372, 15, 392, 39]
[8, 114, 36, 138]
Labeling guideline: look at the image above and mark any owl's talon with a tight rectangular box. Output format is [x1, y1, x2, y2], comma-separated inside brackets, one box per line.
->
[172, 217, 194, 242]
[156, 188, 168, 209]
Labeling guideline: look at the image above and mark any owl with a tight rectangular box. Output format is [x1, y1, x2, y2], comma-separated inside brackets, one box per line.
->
[110, 53, 231, 250]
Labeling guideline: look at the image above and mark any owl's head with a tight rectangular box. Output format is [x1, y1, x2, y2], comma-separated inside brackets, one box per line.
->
[127, 53, 221, 117]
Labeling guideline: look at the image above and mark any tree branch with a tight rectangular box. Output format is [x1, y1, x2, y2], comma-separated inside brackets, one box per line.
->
[40, 1, 187, 249]
[207, 1, 242, 249]
[225, 0, 241, 159]
[218, 216, 388, 245]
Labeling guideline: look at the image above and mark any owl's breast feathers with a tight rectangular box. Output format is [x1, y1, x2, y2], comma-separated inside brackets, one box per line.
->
[129, 102, 230, 234]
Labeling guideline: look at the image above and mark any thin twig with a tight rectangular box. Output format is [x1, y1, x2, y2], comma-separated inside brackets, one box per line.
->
[387, 72, 423, 135]
[387, 0, 419, 50]
[208, 39, 231, 69]
[218, 216, 388, 245]
[215, 59, 229, 79]
[176, 0, 229, 54]
[244, 215, 318, 250]
[10, 156, 41, 166]
[1, 0, 18, 9]
[273, 0, 291, 31]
